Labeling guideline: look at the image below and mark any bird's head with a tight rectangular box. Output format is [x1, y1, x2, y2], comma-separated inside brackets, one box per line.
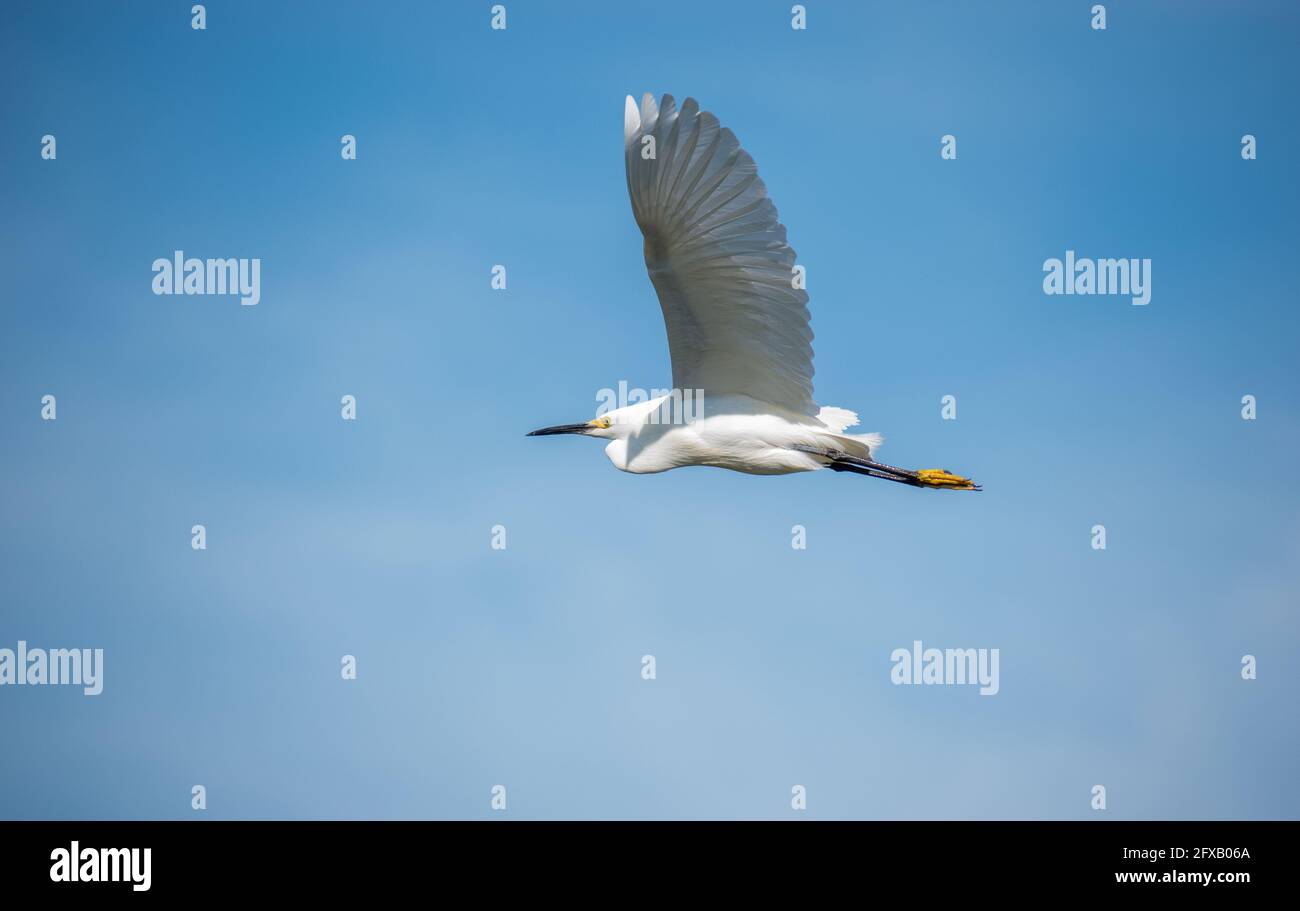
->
[526, 415, 618, 441]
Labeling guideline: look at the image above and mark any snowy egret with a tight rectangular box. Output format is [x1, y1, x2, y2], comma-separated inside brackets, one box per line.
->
[529, 93, 979, 491]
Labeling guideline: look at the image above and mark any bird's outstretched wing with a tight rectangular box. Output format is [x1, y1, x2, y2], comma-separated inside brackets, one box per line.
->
[624, 93, 815, 416]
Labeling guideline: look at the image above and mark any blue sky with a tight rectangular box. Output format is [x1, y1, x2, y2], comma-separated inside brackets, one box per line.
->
[1, 0, 1297, 819]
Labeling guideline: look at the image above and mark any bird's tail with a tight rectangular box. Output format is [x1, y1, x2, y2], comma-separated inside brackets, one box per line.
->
[827, 431, 883, 460]
[816, 406, 882, 458]
[843, 431, 884, 455]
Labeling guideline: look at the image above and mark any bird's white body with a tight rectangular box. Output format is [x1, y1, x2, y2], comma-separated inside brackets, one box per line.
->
[528, 92, 978, 491]
[594, 394, 881, 475]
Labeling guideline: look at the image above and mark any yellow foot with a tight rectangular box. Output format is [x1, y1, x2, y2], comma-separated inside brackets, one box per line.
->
[915, 469, 981, 491]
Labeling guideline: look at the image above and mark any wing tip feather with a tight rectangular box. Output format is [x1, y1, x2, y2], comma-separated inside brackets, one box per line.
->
[624, 95, 641, 145]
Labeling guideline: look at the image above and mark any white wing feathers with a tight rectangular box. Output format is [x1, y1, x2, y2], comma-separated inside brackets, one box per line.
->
[623, 93, 816, 417]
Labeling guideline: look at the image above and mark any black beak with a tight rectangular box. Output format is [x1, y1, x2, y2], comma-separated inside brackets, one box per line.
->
[527, 423, 592, 437]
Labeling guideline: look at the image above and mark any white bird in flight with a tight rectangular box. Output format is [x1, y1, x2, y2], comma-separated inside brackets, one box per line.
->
[529, 93, 979, 491]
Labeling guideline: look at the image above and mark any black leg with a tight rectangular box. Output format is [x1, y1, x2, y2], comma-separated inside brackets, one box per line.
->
[827, 461, 921, 485]
[793, 444, 921, 485]
[793, 444, 981, 490]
